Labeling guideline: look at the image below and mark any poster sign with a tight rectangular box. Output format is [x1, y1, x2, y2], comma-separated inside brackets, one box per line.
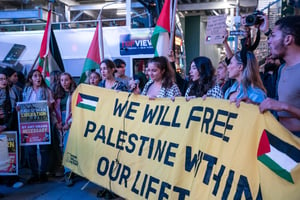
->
[18, 101, 51, 146]
[64, 85, 300, 199]
[120, 34, 154, 55]
[0, 131, 18, 175]
[205, 15, 227, 44]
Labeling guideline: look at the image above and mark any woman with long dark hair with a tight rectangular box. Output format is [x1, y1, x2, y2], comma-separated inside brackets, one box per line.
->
[185, 56, 223, 100]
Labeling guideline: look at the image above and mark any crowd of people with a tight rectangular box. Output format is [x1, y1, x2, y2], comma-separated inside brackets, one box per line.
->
[0, 14, 299, 199]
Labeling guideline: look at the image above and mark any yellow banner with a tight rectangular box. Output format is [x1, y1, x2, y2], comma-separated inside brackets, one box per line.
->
[64, 84, 300, 199]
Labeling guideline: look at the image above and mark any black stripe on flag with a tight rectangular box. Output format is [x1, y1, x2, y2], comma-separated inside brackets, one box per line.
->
[265, 130, 300, 163]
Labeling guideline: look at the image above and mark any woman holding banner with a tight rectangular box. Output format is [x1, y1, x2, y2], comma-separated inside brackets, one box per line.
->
[224, 50, 267, 105]
[53, 72, 77, 186]
[133, 56, 181, 98]
[97, 59, 128, 199]
[185, 56, 223, 100]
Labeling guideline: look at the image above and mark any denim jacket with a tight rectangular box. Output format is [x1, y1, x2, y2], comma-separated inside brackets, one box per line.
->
[224, 81, 266, 104]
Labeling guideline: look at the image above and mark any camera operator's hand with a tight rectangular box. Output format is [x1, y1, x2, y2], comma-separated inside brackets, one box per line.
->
[258, 13, 269, 33]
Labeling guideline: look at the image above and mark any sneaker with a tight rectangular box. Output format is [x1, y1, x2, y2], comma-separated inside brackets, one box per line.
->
[12, 181, 24, 188]
[64, 172, 74, 187]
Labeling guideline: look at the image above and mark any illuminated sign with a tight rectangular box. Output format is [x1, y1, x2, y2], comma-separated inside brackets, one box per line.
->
[120, 34, 154, 55]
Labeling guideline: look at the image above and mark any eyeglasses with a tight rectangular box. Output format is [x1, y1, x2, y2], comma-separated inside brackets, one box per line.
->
[0, 78, 7, 81]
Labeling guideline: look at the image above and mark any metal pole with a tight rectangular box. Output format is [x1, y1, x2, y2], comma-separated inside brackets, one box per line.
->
[234, 0, 240, 53]
[169, 0, 178, 51]
[97, 11, 104, 61]
[97, 1, 124, 60]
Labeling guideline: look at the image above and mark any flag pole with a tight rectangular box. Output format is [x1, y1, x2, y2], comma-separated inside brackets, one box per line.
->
[97, 2, 117, 61]
[30, 53, 40, 72]
[169, 0, 178, 51]
[97, 9, 104, 61]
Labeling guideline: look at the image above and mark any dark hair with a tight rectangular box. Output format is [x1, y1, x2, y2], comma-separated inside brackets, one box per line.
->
[275, 16, 300, 46]
[113, 58, 126, 68]
[0, 71, 12, 127]
[188, 56, 215, 97]
[89, 71, 101, 82]
[25, 69, 48, 88]
[101, 59, 116, 70]
[147, 56, 175, 88]
[54, 72, 77, 99]
[3, 67, 16, 77]
[100, 59, 116, 75]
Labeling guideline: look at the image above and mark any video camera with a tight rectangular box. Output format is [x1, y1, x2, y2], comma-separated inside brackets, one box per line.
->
[244, 10, 264, 26]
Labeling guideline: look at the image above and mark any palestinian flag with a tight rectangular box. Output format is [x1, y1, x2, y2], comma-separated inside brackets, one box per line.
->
[151, 0, 172, 57]
[37, 9, 64, 86]
[79, 23, 101, 84]
[76, 93, 99, 111]
[257, 129, 300, 183]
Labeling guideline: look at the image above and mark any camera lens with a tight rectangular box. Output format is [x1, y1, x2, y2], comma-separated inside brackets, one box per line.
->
[245, 15, 256, 26]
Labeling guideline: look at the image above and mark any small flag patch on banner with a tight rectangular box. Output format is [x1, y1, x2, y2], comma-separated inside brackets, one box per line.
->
[76, 93, 99, 111]
[257, 130, 300, 183]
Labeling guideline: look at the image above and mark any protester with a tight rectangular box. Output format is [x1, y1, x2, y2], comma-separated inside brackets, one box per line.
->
[133, 61, 148, 92]
[113, 58, 131, 88]
[185, 56, 223, 100]
[224, 50, 267, 105]
[22, 69, 56, 183]
[50, 70, 61, 92]
[0, 70, 17, 133]
[54, 72, 77, 186]
[133, 56, 181, 98]
[88, 71, 101, 86]
[167, 50, 188, 96]
[0, 69, 22, 188]
[99, 59, 128, 91]
[216, 60, 228, 89]
[259, 16, 300, 137]
[3, 67, 22, 103]
[97, 60, 128, 199]
[0, 68, 26, 188]
[259, 54, 283, 98]
[219, 29, 235, 94]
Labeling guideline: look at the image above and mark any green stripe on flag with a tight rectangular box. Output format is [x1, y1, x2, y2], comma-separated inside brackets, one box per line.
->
[151, 26, 168, 49]
[258, 155, 294, 183]
[79, 58, 100, 83]
[76, 103, 96, 111]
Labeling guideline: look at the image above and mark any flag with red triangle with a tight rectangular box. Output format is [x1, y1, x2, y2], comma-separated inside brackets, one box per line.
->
[151, 0, 172, 57]
[37, 9, 65, 86]
[79, 23, 101, 84]
[257, 129, 300, 183]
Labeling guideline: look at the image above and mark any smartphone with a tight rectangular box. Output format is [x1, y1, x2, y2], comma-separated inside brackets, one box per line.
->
[1, 44, 26, 67]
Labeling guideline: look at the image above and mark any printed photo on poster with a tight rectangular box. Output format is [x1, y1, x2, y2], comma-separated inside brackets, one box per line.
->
[17, 101, 51, 146]
[0, 131, 18, 176]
